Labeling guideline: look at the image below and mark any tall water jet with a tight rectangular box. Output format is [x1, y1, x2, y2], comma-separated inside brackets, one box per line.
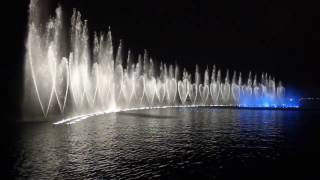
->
[23, 0, 296, 121]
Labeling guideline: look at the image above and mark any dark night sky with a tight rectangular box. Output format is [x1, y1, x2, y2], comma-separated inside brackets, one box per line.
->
[3, 0, 320, 120]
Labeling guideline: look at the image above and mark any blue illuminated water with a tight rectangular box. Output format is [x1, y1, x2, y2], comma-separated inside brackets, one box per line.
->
[239, 96, 300, 108]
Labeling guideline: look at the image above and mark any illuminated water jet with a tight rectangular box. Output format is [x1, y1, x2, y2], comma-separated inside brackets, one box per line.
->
[23, 0, 298, 123]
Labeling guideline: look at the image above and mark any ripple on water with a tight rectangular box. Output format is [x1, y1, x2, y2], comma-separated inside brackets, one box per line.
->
[10, 108, 316, 179]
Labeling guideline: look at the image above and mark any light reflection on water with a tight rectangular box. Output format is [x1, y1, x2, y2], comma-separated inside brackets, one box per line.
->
[10, 108, 317, 179]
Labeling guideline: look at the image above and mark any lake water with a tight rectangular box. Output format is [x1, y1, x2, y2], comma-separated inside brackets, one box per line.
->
[7, 108, 320, 179]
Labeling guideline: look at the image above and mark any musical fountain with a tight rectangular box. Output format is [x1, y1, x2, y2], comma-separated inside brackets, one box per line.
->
[23, 0, 298, 125]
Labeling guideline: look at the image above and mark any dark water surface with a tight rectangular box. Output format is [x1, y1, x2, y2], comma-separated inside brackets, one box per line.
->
[7, 108, 320, 179]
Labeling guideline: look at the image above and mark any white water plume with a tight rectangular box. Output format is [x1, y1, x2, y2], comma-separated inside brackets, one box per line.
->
[24, 0, 286, 120]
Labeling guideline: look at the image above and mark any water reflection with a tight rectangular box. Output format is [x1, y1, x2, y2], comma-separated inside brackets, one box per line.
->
[11, 108, 313, 179]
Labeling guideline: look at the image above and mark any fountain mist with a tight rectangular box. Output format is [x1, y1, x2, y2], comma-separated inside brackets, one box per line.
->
[24, 0, 292, 121]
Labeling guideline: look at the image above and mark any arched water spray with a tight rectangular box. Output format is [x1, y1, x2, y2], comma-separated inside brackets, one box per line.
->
[24, 0, 292, 120]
